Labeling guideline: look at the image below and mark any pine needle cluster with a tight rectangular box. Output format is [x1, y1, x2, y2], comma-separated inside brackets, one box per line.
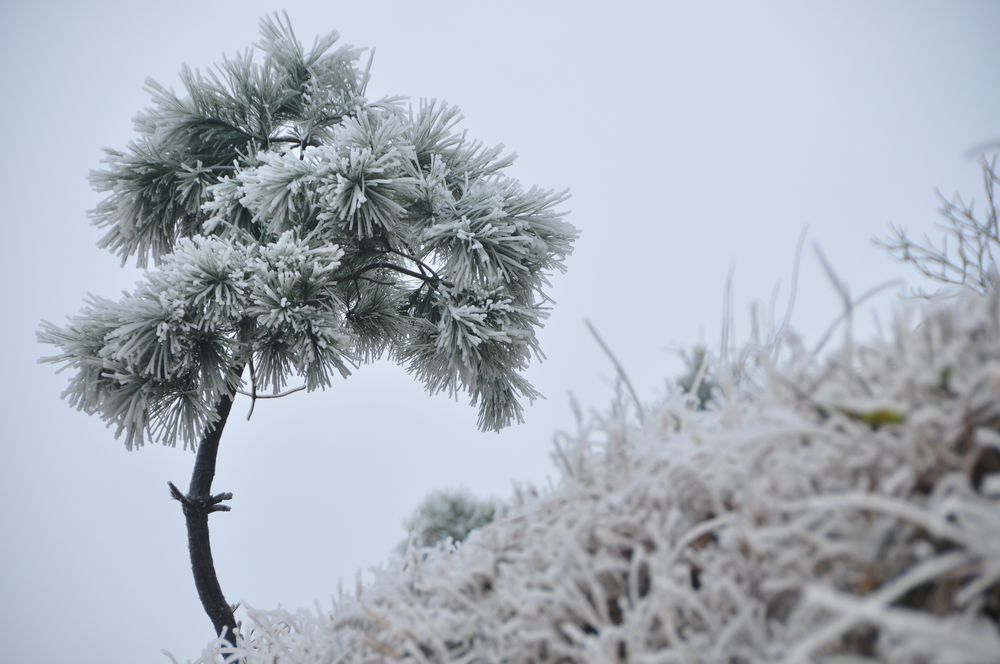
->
[40, 14, 577, 447]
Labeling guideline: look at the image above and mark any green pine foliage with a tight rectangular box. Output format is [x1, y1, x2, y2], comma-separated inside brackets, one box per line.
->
[39, 14, 577, 448]
[402, 490, 500, 550]
[676, 345, 716, 410]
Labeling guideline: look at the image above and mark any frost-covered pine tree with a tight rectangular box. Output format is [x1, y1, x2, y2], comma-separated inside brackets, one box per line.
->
[38, 14, 576, 646]
[402, 489, 501, 550]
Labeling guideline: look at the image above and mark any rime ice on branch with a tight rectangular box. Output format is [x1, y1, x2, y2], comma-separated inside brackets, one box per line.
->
[39, 15, 577, 447]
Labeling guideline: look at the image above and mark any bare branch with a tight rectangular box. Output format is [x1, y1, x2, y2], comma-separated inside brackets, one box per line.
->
[338, 261, 454, 289]
[877, 155, 1000, 293]
[385, 247, 447, 284]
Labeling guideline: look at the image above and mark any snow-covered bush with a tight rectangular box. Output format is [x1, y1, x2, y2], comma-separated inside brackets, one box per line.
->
[188, 283, 1000, 662]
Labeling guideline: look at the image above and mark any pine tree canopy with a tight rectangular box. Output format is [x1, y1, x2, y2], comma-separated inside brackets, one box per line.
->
[39, 14, 577, 449]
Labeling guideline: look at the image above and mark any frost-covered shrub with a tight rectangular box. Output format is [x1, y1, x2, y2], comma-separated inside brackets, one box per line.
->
[190, 287, 1000, 663]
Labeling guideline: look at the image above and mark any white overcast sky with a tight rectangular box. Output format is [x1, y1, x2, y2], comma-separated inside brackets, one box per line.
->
[2, 1, 998, 661]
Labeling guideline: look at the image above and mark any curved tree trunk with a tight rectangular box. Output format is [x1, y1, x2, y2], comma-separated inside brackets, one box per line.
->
[169, 364, 245, 651]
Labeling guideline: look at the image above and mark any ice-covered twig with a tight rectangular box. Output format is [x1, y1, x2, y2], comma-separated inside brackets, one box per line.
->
[584, 318, 645, 423]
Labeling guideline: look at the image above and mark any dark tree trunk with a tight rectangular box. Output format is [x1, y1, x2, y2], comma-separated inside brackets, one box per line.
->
[169, 364, 245, 651]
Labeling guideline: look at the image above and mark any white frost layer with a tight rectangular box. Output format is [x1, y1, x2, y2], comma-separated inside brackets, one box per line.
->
[192, 290, 1000, 663]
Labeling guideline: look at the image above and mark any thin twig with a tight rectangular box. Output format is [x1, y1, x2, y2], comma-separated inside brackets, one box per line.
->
[355, 276, 396, 286]
[385, 247, 446, 283]
[774, 227, 808, 347]
[338, 261, 453, 288]
[876, 155, 1000, 293]
[812, 279, 904, 356]
[269, 134, 321, 148]
[814, 245, 853, 362]
[720, 265, 736, 367]
[236, 384, 308, 400]
[246, 356, 258, 421]
[584, 319, 645, 423]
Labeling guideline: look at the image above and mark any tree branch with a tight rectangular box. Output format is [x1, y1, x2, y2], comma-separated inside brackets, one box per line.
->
[237, 384, 307, 400]
[245, 356, 258, 421]
[269, 134, 321, 148]
[169, 363, 245, 652]
[385, 247, 447, 284]
[338, 261, 454, 288]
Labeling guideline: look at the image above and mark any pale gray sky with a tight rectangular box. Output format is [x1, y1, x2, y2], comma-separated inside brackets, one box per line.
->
[2, 1, 998, 661]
